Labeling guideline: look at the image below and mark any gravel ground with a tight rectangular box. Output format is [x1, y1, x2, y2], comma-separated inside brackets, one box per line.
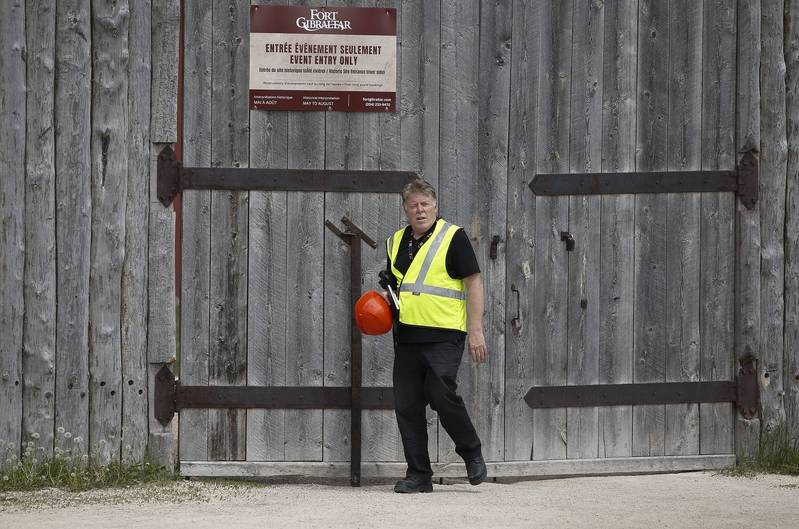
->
[1, 472, 797, 529]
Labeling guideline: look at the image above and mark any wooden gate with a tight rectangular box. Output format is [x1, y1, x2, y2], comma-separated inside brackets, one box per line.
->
[174, 0, 757, 479]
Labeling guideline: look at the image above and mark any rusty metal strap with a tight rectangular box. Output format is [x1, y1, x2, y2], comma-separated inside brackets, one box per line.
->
[154, 366, 394, 426]
[529, 150, 758, 209]
[158, 145, 415, 207]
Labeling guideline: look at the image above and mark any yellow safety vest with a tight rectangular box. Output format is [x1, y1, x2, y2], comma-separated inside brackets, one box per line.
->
[387, 218, 467, 332]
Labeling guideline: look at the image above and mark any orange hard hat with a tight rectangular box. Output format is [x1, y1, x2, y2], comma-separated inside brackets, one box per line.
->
[354, 290, 393, 335]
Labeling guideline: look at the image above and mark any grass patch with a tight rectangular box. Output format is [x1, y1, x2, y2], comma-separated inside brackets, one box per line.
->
[722, 428, 799, 477]
[0, 433, 177, 493]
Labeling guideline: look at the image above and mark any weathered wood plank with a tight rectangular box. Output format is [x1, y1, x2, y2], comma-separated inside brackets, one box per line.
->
[532, 0, 571, 462]
[700, 0, 736, 455]
[179, 0, 213, 463]
[321, 0, 366, 463]
[505, 0, 541, 461]
[734, 0, 762, 458]
[89, 0, 129, 464]
[786, 0, 799, 443]
[122, 0, 152, 465]
[208, 0, 249, 461]
[151, 0, 179, 144]
[598, 0, 637, 458]
[664, 0, 702, 457]
[632, 0, 668, 458]
[438, 0, 480, 463]
[470, 0, 511, 464]
[0, 0, 26, 464]
[566, 0, 603, 460]
[758, 0, 789, 434]
[359, 0, 403, 464]
[247, 0, 289, 463]
[22, 0, 57, 457]
[54, 0, 91, 461]
[181, 455, 736, 479]
[398, 0, 440, 463]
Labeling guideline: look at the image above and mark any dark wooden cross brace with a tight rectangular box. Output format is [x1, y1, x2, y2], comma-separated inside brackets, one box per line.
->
[156, 145, 415, 487]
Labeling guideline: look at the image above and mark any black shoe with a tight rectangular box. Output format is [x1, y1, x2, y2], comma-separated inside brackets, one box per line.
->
[465, 456, 487, 485]
[394, 476, 433, 493]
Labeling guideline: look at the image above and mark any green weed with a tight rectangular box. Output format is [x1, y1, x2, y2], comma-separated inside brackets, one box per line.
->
[723, 427, 799, 477]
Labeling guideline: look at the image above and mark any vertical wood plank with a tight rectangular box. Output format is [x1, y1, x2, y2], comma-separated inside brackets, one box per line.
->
[89, 0, 129, 464]
[54, 0, 91, 461]
[664, 0, 702, 457]
[23, 0, 57, 457]
[473, 0, 511, 463]
[785, 0, 799, 443]
[598, 0, 636, 458]
[734, 0, 762, 458]
[122, 0, 152, 465]
[283, 0, 324, 462]
[0, 0, 26, 464]
[438, 0, 479, 463]
[505, 0, 541, 461]
[700, 0, 736, 454]
[759, 0, 789, 435]
[147, 0, 179, 467]
[632, 0, 668, 458]
[208, 0, 249, 461]
[180, 0, 213, 463]
[321, 0, 365, 464]
[567, 0, 603, 460]
[399, 0, 440, 463]
[247, 1, 289, 463]
[532, 0, 572, 462]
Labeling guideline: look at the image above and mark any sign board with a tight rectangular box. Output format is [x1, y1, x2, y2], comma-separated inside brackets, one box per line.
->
[249, 5, 397, 112]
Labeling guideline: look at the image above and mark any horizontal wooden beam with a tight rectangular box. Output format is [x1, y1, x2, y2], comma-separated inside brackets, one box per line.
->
[180, 455, 736, 479]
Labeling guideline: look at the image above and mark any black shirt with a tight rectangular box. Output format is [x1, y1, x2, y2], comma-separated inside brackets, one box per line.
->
[385, 220, 480, 343]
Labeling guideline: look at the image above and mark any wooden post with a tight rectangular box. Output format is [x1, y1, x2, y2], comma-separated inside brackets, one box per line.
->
[735, 0, 762, 458]
[54, 0, 91, 461]
[23, 0, 57, 458]
[0, 0, 26, 465]
[759, 0, 788, 434]
[147, 0, 179, 468]
[784, 0, 799, 443]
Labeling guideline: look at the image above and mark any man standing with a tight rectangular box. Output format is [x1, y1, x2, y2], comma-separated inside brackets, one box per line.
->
[383, 178, 487, 493]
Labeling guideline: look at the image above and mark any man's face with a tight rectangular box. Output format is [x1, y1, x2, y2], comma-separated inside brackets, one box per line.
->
[403, 192, 438, 234]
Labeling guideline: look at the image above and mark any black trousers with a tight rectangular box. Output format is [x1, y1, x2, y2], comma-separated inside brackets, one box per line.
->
[392, 337, 482, 479]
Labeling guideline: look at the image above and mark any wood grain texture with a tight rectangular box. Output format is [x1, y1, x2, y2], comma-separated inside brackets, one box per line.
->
[151, 0, 179, 143]
[700, 0, 736, 455]
[759, 0, 788, 435]
[208, 0, 249, 461]
[399, 0, 440, 463]
[179, 0, 213, 463]
[598, 0, 636, 458]
[54, 0, 91, 460]
[23, 0, 57, 457]
[533, 0, 571, 461]
[785, 0, 799, 443]
[123, 0, 152, 465]
[505, 0, 541, 461]
[438, 0, 480, 464]
[566, 0, 603, 460]
[734, 0, 762, 457]
[89, 0, 129, 464]
[633, 0, 668, 458]
[0, 0, 26, 464]
[664, 0, 701, 457]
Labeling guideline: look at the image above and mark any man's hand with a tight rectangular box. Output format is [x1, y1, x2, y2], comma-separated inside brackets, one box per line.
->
[468, 328, 487, 363]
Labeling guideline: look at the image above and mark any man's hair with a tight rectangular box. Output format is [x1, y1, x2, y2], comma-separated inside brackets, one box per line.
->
[402, 179, 437, 203]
